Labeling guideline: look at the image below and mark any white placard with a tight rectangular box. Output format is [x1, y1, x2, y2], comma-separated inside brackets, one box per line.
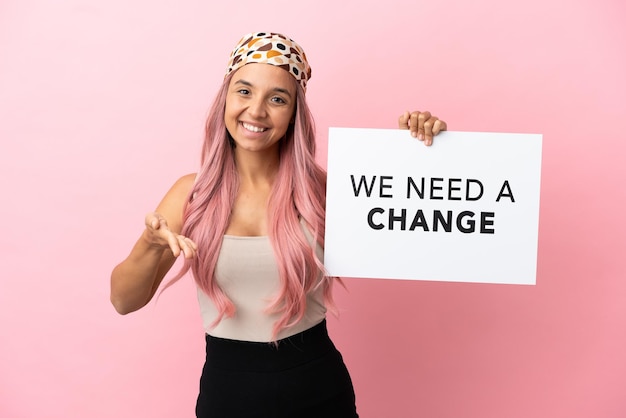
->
[324, 128, 542, 285]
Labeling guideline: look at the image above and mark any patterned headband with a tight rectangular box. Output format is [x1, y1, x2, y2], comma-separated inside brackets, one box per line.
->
[225, 32, 312, 92]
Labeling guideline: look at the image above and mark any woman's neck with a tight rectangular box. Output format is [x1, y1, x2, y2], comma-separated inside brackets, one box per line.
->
[234, 147, 280, 187]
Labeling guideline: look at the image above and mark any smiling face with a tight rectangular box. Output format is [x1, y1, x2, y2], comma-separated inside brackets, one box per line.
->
[224, 63, 297, 156]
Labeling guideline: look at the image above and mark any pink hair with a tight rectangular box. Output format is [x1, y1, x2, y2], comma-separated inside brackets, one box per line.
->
[172, 72, 336, 339]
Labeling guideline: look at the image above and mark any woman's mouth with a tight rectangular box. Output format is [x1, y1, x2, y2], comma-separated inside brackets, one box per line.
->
[241, 122, 268, 133]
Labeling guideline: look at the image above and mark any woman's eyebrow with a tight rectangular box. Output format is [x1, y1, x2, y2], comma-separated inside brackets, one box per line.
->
[234, 79, 253, 87]
[273, 87, 292, 97]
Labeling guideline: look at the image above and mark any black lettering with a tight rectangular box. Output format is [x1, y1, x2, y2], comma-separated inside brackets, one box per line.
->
[350, 175, 376, 197]
[457, 211, 476, 233]
[480, 212, 495, 234]
[367, 207, 385, 230]
[388, 208, 407, 231]
[466, 179, 484, 201]
[433, 210, 452, 232]
[430, 177, 444, 200]
[409, 209, 429, 231]
[380, 176, 393, 198]
[407, 177, 425, 199]
[496, 180, 515, 202]
[448, 178, 462, 200]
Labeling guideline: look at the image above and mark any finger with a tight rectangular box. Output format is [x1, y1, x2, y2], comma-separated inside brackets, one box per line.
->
[166, 233, 182, 257]
[423, 115, 436, 146]
[424, 119, 447, 147]
[145, 213, 158, 229]
[178, 236, 197, 259]
[158, 218, 169, 231]
[417, 111, 431, 142]
[398, 111, 410, 130]
[432, 119, 447, 135]
[409, 111, 420, 138]
[186, 237, 198, 251]
[145, 212, 168, 231]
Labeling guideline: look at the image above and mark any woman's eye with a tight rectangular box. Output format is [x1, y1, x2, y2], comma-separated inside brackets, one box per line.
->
[237, 89, 250, 95]
[271, 97, 286, 104]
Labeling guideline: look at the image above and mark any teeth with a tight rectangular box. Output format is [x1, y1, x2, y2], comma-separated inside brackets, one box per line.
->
[242, 122, 266, 133]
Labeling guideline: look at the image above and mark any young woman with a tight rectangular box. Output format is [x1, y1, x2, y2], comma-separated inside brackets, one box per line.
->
[110, 32, 446, 418]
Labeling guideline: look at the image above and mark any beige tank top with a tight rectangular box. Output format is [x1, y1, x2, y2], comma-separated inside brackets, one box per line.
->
[196, 235, 327, 342]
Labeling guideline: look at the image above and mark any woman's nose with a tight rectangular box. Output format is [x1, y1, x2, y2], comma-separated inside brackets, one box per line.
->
[247, 97, 267, 118]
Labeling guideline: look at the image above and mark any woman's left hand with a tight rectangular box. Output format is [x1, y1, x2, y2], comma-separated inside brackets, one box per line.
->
[398, 110, 447, 146]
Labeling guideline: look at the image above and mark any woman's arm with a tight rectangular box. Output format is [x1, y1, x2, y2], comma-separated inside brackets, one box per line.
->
[110, 173, 197, 314]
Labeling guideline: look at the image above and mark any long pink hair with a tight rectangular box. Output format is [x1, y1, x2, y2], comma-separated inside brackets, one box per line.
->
[176, 71, 335, 339]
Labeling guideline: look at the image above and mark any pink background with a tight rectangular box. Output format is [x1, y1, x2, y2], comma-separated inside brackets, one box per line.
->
[1, 0, 625, 417]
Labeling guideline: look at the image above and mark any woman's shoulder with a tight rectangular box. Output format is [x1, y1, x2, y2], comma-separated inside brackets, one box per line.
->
[165, 173, 197, 198]
[175, 173, 197, 189]
[157, 173, 197, 208]
[154, 173, 197, 232]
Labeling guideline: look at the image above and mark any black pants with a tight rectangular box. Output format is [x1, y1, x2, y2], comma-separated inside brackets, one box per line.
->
[196, 320, 358, 418]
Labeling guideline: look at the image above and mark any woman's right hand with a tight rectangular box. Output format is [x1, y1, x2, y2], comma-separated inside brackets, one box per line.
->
[144, 212, 198, 259]
[111, 174, 197, 314]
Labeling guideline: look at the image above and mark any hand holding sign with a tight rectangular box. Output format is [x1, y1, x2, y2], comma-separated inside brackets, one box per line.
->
[398, 110, 448, 146]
